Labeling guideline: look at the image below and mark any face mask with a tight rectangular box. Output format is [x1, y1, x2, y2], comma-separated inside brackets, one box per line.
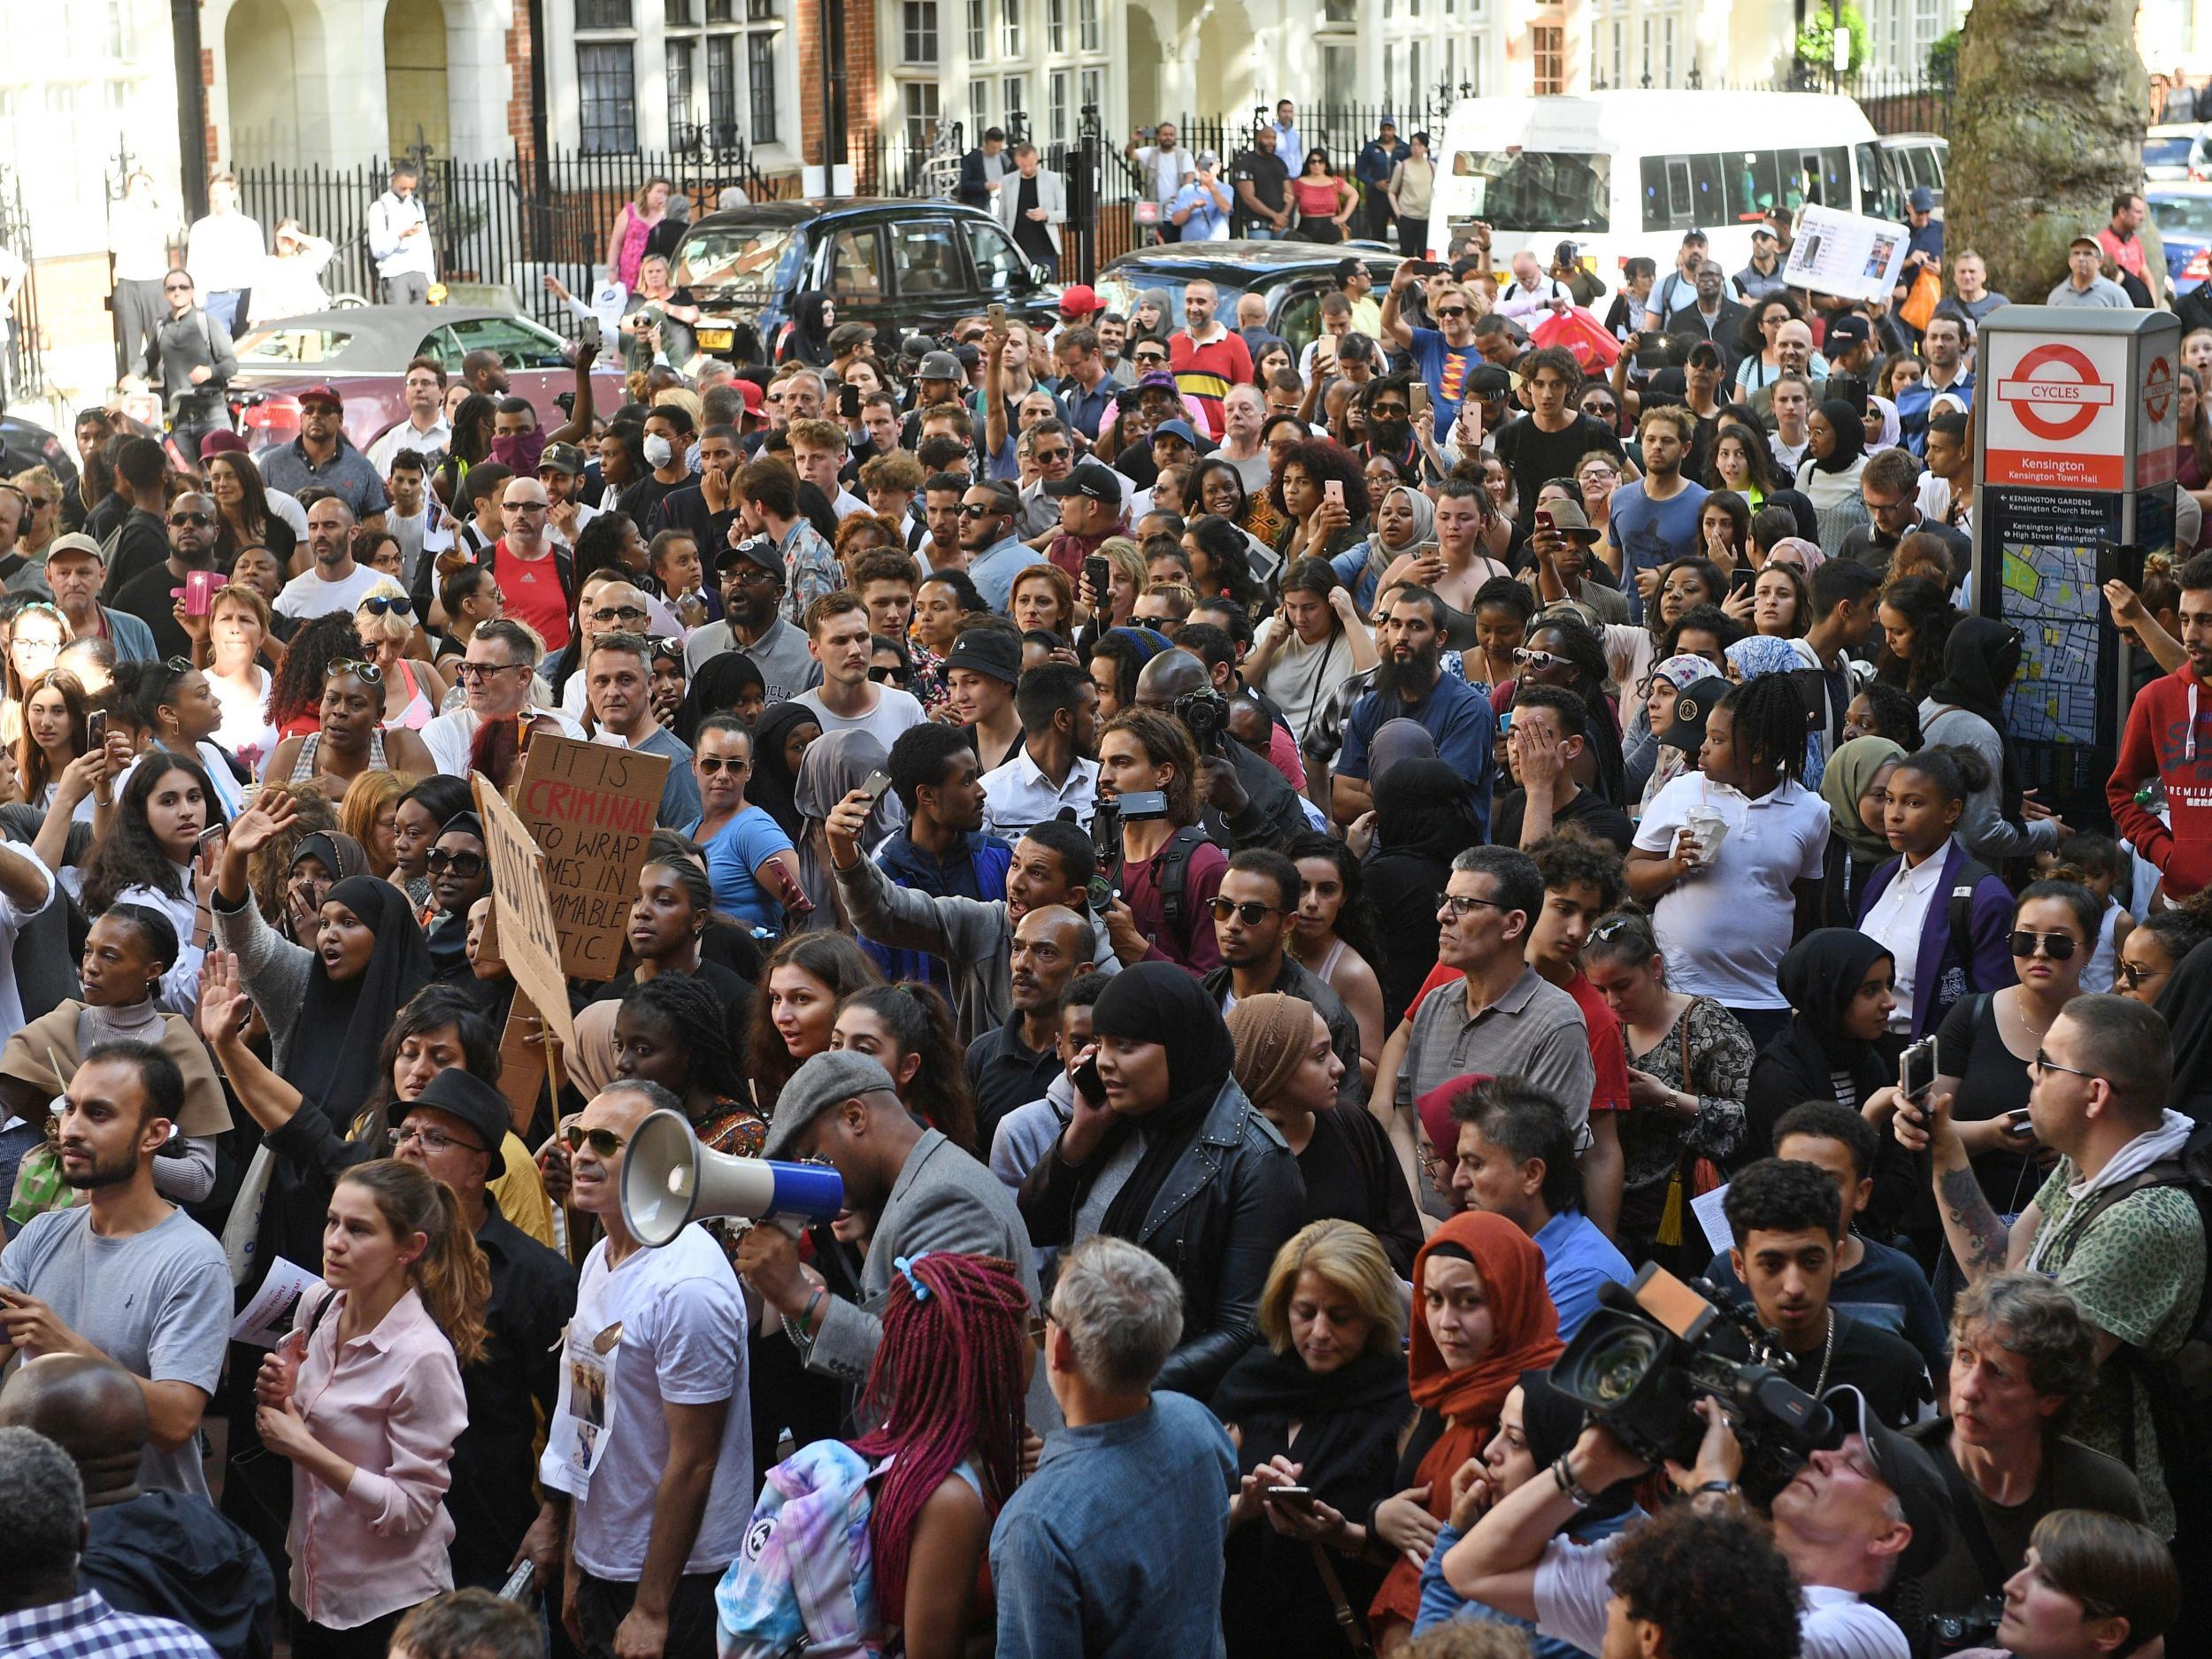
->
[642, 434, 674, 468]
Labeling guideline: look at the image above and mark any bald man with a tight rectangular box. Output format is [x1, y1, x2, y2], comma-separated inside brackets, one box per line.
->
[0, 1354, 274, 1658]
[964, 903, 1097, 1141]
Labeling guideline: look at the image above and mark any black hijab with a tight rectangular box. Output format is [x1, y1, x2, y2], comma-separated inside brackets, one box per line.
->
[424, 810, 486, 980]
[2159, 939, 2212, 1122]
[673, 649, 763, 748]
[1754, 928, 1895, 1153]
[750, 700, 816, 841]
[1929, 617, 2026, 824]
[1811, 397, 1868, 474]
[1371, 758, 1484, 868]
[782, 292, 835, 366]
[1092, 964, 1240, 1240]
[287, 873, 431, 1128]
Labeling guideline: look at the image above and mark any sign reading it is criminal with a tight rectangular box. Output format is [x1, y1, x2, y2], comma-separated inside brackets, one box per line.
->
[512, 734, 672, 980]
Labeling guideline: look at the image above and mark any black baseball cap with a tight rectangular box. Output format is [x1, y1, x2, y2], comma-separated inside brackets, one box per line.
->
[1659, 675, 1730, 753]
[1041, 461, 1123, 505]
[1824, 313, 1872, 350]
[944, 626, 1022, 686]
[718, 534, 784, 579]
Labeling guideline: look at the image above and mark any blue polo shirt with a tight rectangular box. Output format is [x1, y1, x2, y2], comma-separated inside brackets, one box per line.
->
[1336, 672, 1497, 839]
[1533, 1207, 1634, 1339]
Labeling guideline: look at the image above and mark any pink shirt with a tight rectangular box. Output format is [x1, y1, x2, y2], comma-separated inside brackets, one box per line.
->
[286, 1283, 467, 1629]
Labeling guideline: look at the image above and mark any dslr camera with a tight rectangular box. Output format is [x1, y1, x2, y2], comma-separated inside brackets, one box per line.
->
[1174, 687, 1232, 757]
[1549, 1263, 1834, 1502]
[1927, 1597, 2005, 1654]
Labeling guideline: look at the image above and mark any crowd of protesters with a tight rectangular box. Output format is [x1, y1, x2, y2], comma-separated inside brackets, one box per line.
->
[0, 158, 2206, 1659]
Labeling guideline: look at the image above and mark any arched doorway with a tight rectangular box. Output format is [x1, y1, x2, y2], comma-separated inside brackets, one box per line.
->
[1125, 6, 1165, 134]
[1194, 0, 1255, 119]
[384, 0, 451, 160]
[223, 0, 300, 165]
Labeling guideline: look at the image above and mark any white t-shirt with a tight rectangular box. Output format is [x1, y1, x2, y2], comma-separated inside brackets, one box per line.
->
[1632, 771, 1830, 1009]
[1534, 1532, 1908, 1659]
[0, 842, 54, 1047]
[792, 684, 927, 752]
[555, 1224, 753, 1581]
[273, 562, 388, 620]
[421, 705, 587, 776]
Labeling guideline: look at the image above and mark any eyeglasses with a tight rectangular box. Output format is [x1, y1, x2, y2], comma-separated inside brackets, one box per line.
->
[168, 511, 213, 527]
[590, 604, 649, 625]
[2117, 960, 2170, 990]
[2008, 929, 2078, 961]
[326, 658, 384, 685]
[389, 1124, 487, 1156]
[2030, 1048, 2099, 1083]
[1512, 648, 1565, 669]
[360, 595, 413, 617]
[1204, 896, 1289, 926]
[1438, 893, 1509, 919]
[562, 1124, 629, 1157]
[454, 661, 529, 683]
[426, 848, 488, 878]
[695, 754, 749, 774]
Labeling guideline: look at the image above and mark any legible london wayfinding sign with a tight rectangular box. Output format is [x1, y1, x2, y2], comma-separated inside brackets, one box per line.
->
[1985, 334, 2130, 490]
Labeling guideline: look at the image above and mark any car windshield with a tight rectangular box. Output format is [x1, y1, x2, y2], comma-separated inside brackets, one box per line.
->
[1450, 149, 1612, 233]
[2154, 194, 2212, 236]
[232, 326, 353, 365]
[672, 224, 803, 296]
[2146, 137, 2198, 169]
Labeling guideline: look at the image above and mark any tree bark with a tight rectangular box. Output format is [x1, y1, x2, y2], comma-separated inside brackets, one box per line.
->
[1945, 0, 2147, 301]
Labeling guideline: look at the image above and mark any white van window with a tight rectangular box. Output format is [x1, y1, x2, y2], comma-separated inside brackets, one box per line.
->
[1448, 149, 1610, 232]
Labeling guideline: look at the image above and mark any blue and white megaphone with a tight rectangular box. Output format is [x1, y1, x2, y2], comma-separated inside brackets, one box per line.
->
[620, 1108, 846, 1248]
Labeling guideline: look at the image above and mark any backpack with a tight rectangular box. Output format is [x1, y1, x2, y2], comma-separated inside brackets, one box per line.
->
[713, 1439, 879, 1658]
[1110, 825, 1213, 963]
[2050, 1121, 2212, 1508]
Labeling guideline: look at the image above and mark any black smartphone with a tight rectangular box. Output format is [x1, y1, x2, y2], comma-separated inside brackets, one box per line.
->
[1728, 565, 1756, 597]
[1118, 789, 1170, 820]
[1084, 556, 1111, 603]
[841, 384, 862, 419]
[1072, 1055, 1104, 1104]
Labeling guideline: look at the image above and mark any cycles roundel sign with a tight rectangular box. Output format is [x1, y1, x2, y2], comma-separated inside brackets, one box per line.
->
[1994, 343, 2117, 442]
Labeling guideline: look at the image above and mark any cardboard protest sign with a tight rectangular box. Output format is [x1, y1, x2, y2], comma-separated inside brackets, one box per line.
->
[511, 735, 671, 981]
[472, 773, 579, 1051]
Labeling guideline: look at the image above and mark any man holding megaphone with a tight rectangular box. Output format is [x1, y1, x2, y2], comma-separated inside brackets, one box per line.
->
[733, 1049, 1045, 1403]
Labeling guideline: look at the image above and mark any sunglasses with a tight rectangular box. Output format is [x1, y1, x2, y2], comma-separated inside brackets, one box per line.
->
[562, 1124, 628, 1157]
[869, 664, 909, 684]
[164, 281, 193, 293]
[1133, 352, 1169, 365]
[1032, 447, 1072, 465]
[162, 655, 195, 676]
[1205, 896, 1288, 926]
[360, 595, 413, 617]
[590, 604, 649, 625]
[326, 657, 384, 685]
[168, 511, 213, 527]
[695, 754, 749, 774]
[1512, 648, 1564, 669]
[2117, 959, 2170, 990]
[1435, 305, 1470, 318]
[956, 503, 1004, 518]
[2008, 929, 2078, 961]
[426, 848, 487, 878]
[2031, 1048, 2097, 1082]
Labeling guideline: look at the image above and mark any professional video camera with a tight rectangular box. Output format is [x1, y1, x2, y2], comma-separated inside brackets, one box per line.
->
[1549, 1263, 1833, 1502]
[1174, 687, 1231, 756]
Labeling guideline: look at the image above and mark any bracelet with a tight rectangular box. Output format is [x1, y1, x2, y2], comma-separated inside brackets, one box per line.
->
[1551, 1454, 1598, 1509]
[1694, 1479, 1740, 1500]
[799, 1285, 825, 1332]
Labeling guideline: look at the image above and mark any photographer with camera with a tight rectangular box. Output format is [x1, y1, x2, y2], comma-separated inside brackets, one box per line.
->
[1131, 648, 1310, 849]
[1722, 1158, 1932, 1428]
[1901, 1273, 2145, 1654]
[1443, 1381, 1947, 1659]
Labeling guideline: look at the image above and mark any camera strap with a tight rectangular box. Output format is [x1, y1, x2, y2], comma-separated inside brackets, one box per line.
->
[1931, 1432, 2011, 1593]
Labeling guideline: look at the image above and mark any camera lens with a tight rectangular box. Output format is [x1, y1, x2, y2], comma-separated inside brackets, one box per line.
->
[1580, 1326, 1663, 1405]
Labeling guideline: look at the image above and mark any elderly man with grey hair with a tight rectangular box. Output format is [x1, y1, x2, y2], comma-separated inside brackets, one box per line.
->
[989, 1236, 1236, 1658]
[0, 1424, 219, 1656]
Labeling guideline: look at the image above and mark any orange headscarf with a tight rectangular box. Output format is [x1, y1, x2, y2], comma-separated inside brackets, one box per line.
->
[1370, 1210, 1563, 1631]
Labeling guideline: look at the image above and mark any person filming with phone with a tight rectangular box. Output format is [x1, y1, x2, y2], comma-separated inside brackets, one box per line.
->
[1895, 991, 2206, 1546]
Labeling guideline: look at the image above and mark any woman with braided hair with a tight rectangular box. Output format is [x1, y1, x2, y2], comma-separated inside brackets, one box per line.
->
[611, 971, 762, 1157]
[847, 1250, 1033, 1655]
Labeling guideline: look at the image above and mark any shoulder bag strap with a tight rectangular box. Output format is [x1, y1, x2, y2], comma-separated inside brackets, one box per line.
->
[1308, 1543, 1379, 1659]
[1932, 1436, 2009, 1592]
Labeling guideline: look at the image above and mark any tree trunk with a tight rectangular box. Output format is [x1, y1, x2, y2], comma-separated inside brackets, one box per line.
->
[1945, 0, 2147, 302]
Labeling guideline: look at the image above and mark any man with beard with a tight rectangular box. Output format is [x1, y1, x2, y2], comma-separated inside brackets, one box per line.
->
[680, 535, 816, 699]
[1491, 348, 1625, 526]
[1330, 585, 1497, 833]
[1356, 377, 1422, 480]
[1662, 258, 1750, 376]
[273, 494, 385, 621]
[964, 904, 1096, 1144]
[0, 1041, 228, 1500]
[113, 489, 221, 657]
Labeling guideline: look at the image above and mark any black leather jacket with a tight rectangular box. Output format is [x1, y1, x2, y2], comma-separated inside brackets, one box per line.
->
[1019, 1076, 1305, 1400]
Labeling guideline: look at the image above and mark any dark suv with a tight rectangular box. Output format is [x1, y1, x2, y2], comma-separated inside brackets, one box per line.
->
[673, 199, 1060, 361]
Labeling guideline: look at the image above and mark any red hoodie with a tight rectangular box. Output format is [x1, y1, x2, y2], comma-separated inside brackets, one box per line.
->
[2108, 660, 2212, 895]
